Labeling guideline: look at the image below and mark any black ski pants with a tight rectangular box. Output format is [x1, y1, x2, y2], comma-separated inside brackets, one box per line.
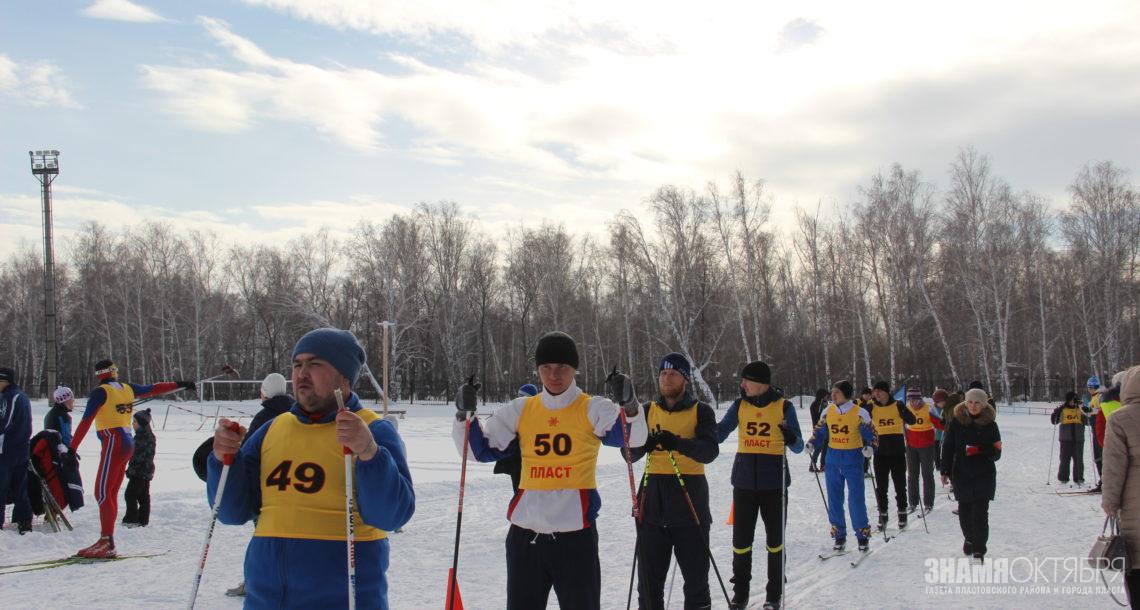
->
[636, 522, 711, 609]
[874, 451, 908, 514]
[505, 524, 600, 610]
[730, 487, 786, 605]
[123, 475, 150, 525]
[958, 499, 990, 557]
[1057, 440, 1085, 484]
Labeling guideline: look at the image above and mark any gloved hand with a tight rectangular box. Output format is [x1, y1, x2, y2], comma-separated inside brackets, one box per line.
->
[176, 380, 197, 391]
[456, 376, 480, 421]
[804, 441, 814, 454]
[779, 423, 797, 445]
[649, 429, 679, 451]
[861, 446, 873, 458]
[605, 369, 636, 408]
[965, 445, 981, 456]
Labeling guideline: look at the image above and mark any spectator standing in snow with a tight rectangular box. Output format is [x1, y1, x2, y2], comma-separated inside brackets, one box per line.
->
[1100, 365, 1140, 602]
[123, 408, 155, 527]
[0, 367, 33, 534]
[940, 388, 1001, 561]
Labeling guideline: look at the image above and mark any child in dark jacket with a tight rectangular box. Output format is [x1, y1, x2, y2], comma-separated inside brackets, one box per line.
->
[123, 408, 155, 527]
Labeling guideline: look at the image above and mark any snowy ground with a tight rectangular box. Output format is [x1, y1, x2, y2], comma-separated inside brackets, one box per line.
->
[0, 398, 1127, 609]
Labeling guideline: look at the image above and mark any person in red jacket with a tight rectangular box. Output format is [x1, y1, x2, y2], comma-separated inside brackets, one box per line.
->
[904, 387, 940, 514]
[70, 359, 193, 558]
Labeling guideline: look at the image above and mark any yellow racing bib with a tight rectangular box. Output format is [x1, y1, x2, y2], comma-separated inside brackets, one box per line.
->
[872, 403, 904, 436]
[737, 399, 785, 456]
[907, 404, 934, 432]
[255, 409, 386, 542]
[1061, 407, 1083, 425]
[94, 382, 136, 431]
[519, 394, 601, 490]
[646, 402, 704, 475]
[826, 405, 864, 450]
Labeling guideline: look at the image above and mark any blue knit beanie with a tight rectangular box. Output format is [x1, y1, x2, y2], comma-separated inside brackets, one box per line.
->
[292, 328, 367, 384]
[659, 353, 691, 379]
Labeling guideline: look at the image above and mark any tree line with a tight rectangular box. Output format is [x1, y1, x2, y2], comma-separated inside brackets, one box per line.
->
[2, 147, 1137, 405]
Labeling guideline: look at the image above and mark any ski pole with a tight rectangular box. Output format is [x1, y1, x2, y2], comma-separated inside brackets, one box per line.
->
[780, 444, 787, 609]
[866, 455, 890, 543]
[1045, 422, 1057, 486]
[449, 413, 471, 610]
[188, 421, 239, 610]
[812, 461, 829, 515]
[664, 449, 731, 607]
[135, 364, 238, 409]
[627, 453, 652, 610]
[333, 389, 357, 610]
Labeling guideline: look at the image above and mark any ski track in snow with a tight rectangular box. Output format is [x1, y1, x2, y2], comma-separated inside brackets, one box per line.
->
[0, 400, 1124, 608]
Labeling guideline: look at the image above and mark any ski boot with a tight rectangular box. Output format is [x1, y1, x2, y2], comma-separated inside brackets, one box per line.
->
[963, 540, 974, 557]
[17, 520, 32, 535]
[898, 510, 908, 529]
[833, 537, 846, 552]
[857, 528, 871, 552]
[77, 536, 117, 559]
[877, 512, 888, 531]
[763, 599, 781, 610]
[225, 581, 247, 597]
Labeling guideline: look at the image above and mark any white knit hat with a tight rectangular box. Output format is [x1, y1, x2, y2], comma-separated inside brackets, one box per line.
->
[261, 373, 287, 398]
[52, 386, 74, 403]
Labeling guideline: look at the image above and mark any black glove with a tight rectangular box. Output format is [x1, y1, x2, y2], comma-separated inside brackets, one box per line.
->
[176, 380, 196, 391]
[779, 423, 797, 446]
[649, 429, 679, 451]
[456, 376, 480, 421]
[605, 369, 635, 407]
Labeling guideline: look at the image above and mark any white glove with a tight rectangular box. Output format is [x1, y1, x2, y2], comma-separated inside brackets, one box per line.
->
[804, 441, 814, 453]
[862, 446, 873, 458]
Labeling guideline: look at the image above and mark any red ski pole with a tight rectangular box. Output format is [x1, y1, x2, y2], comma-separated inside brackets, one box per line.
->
[448, 415, 471, 610]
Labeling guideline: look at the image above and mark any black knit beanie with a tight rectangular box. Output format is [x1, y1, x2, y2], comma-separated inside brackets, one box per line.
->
[833, 380, 854, 400]
[873, 380, 891, 394]
[740, 361, 771, 384]
[535, 332, 579, 369]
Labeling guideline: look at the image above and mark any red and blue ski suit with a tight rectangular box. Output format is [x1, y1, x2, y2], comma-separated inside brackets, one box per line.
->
[71, 380, 177, 536]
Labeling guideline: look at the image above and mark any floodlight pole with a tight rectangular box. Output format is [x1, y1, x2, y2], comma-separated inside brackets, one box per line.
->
[30, 150, 60, 397]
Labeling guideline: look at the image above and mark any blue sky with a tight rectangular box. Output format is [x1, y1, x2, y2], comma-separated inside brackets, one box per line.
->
[2, 0, 1138, 260]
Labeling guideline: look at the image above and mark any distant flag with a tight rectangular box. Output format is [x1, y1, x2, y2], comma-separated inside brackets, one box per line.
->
[893, 385, 906, 402]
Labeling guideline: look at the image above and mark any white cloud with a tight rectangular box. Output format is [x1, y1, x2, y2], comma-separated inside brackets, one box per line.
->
[0, 53, 80, 108]
[134, 2, 1140, 228]
[82, 0, 166, 23]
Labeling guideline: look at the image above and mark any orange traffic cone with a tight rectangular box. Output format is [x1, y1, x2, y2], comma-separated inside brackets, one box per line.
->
[445, 568, 465, 610]
[726, 501, 734, 525]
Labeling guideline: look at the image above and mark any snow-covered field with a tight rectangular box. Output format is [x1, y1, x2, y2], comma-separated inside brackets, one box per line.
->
[0, 399, 1127, 609]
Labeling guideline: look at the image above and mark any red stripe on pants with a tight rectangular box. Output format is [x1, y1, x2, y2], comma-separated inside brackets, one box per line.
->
[95, 428, 134, 536]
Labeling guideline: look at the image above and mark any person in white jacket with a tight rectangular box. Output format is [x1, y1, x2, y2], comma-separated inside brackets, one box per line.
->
[453, 331, 647, 610]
